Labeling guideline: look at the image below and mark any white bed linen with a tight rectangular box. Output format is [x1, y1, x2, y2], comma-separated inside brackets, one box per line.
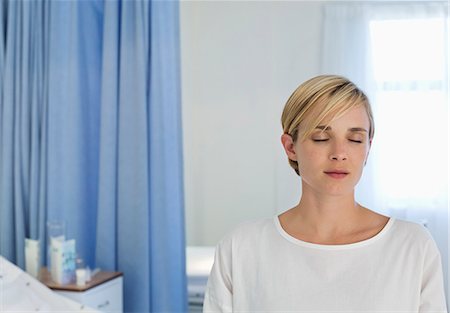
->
[186, 246, 215, 304]
[0, 255, 98, 312]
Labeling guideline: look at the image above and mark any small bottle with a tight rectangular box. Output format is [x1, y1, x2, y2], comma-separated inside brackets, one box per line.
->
[75, 257, 86, 286]
[85, 266, 92, 282]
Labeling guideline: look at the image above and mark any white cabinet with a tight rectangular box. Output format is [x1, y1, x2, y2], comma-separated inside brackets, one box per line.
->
[55, 276, 123, 313]
[39, 268, 123, 313]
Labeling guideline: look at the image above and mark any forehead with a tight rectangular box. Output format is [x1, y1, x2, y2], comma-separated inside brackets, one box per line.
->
[308, 95, 361, 119]
[299, 100, 370, 137]
[324, 105, 370, 127]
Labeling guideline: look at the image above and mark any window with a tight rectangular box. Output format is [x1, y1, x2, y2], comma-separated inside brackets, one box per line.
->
[369, 17, 448, 210]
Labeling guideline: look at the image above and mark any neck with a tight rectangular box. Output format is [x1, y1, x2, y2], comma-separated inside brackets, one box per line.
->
[292, 185, 365, 238]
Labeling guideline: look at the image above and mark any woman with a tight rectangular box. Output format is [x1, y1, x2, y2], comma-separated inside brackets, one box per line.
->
[203, 75, 448, 312]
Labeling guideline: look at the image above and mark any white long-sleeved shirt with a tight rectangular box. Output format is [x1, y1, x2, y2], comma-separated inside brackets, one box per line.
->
[203, 216, 448, 312]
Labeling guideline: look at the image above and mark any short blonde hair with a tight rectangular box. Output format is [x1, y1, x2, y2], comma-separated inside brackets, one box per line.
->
[281, 75, 374, 175]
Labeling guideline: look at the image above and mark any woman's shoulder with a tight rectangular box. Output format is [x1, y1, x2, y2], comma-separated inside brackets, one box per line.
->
[390, 217, 437, 247]
[392, 218, 430, 235]
[224, 217, 274, 239]
[216, 217, 275, 249]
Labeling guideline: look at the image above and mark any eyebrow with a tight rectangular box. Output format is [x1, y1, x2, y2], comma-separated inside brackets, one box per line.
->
[316, 126, 368, 133]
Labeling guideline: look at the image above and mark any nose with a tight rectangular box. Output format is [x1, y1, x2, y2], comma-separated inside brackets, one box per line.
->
[329, 142, 348, 161]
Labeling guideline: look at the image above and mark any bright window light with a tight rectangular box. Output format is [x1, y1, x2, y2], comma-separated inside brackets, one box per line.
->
[369, 17, 448, 209]
[370, 18, 445, 82]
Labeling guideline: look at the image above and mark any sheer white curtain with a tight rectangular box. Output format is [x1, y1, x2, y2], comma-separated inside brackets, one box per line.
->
[321, 2, 448, 304]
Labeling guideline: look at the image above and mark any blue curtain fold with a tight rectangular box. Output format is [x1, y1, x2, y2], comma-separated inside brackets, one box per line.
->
[0, 0, 49, 268]
[0, 0, 187, 312]
[96, 0, 187, 311]
[148, 2, 186, 309]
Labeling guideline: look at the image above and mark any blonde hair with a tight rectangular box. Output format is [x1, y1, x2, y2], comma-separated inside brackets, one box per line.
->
[281, 75, 374, 175]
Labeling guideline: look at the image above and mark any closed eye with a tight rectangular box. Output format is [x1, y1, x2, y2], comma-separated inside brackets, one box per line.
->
[312, 139, 329, 142]
[349, 139, 363, 143]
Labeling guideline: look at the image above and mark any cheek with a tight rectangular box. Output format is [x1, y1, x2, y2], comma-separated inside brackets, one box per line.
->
[356, 149, 367, 160]
[296, 147, 323, 171]
[359, 146, 370, 161]
[296, 146, 316, 162]
[353, 148, 370, 170]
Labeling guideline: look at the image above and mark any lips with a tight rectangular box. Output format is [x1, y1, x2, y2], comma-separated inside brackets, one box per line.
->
[324, 170, 349, 179]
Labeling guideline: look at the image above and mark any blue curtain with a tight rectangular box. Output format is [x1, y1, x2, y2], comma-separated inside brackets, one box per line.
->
[0, 0, 50, 266]
[0, 1, 187, 312]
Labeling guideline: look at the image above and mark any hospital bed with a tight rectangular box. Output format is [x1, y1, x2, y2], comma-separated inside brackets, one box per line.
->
[186, 246, 215, 312]
[1, 246, 215, 312]
[0, 255, 98, 312]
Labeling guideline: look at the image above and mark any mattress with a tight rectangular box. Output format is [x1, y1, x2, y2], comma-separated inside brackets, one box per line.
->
[186, 246, 215, 306]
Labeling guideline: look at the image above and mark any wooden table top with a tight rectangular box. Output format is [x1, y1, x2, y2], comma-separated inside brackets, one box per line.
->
[39, 267, 123, 292]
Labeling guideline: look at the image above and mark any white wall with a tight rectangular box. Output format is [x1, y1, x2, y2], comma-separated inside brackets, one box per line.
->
[180, 1, 325, 246]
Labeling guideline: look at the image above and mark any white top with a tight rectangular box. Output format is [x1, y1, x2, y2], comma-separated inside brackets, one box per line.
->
[203, 216, 448, 312]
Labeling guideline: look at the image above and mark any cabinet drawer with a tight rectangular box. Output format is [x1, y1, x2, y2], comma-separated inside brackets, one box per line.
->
[56, 277, 123, 313]
[82, 277, 123, 312]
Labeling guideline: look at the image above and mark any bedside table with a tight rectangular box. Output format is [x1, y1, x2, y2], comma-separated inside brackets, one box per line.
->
[39, 268, 123, 313]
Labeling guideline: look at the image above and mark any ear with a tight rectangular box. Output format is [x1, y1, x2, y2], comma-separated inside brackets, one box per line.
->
[281, 134, 298, 161]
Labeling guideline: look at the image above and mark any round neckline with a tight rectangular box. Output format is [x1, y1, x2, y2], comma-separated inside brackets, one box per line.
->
[274, 215, 395, 250]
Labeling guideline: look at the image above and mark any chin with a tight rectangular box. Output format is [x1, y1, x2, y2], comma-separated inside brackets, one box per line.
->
[323, 185, 355, 197]
[302, 179, 356, 197]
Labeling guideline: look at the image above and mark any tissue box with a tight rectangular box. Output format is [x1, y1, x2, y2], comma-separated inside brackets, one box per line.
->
[50, 238, 76, 285]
